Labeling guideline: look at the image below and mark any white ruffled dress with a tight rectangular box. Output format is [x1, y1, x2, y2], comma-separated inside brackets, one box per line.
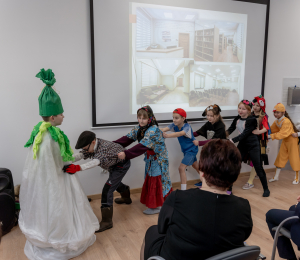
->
[19, 132, 99, 260]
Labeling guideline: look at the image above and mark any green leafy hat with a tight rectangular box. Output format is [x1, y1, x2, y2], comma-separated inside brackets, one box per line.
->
[36, 68, 64, 116]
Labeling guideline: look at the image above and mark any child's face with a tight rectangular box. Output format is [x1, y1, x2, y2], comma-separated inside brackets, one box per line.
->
[173, 113, 185, 126]
[206, 110, 218, 124]
[138, 116, 148, 127]
[252, 102, 261, 113]
[51, 113, 64, 126]
[82, 139, 96, 153]
[274, 111, 284, 119]
[238, 104, 249, 118]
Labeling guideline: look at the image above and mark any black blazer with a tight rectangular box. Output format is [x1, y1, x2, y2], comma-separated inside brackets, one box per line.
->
[158, 189, 253, 260]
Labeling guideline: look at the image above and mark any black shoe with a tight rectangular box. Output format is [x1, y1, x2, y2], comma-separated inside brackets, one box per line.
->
[263, 189, 270, 197]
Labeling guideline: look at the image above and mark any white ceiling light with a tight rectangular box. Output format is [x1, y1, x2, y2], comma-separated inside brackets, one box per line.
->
[231, 70, 236, 73]
[197, 68, 204, 71]
[164, 12, 173, 18]
[216, 69, 220, 72]
[185, 15, 195, 20]
[208, 73, 211, 75]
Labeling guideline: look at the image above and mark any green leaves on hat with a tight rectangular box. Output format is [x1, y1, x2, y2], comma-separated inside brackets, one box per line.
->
[36, 68, 64, 116]
[36, 68, 56, 86]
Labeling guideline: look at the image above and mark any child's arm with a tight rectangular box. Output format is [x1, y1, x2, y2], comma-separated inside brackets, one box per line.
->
[63, 159, 100, 174]
[73, 153, 84, 162]
[270, 121, 294, 140]
[160, 127, 170, 132]
[113, 136, 135, 148]
[252, 126, 267, 135]
[193, 139, 210, 146]
[117, 143, 150, 160]
[270, 121, 279, 134]
[226, 116, 239, 137]
[232, 117, 257, 143]
[163, 130, 186, 138]
[193, 124, 207, 138]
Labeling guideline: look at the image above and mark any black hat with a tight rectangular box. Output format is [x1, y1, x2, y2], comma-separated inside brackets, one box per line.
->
[75, 131, 96, 149]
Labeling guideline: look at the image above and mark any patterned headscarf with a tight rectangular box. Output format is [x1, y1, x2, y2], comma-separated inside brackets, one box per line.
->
[137, 105, 159, 142]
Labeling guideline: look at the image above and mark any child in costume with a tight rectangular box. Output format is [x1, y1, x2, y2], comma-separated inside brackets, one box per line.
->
[193, 104, 226, 144]
[63, 130, 132, 231]
[268, 103, 300, 184]
[243, 95, 270, 190]
[227, 100, 270, 197]
[161, 108, 199, 191]
[192, 104, 226, 187]
[19, 69, 99, 260]
[115, 106, 172, 215]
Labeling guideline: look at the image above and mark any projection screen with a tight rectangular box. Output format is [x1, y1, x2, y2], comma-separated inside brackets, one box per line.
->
[90, 0, 270, 127]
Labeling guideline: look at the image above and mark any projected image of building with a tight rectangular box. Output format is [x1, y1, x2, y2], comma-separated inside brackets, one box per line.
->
[189, 64, 241, 107]
[194, 20, 244, 63]
[133, 5, 246, 63]
[134, 59, 194, 106]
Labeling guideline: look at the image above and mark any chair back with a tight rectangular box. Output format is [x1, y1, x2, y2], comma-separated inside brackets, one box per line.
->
[147, 246, 260, 260]
[205, 246, 260, 260]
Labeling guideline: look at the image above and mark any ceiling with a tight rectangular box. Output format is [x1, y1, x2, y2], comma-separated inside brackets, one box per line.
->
[140, 7, 198, 22]
[193, 64, 241, 79]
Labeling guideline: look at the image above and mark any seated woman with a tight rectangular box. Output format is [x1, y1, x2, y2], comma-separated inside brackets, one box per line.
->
[266, 197, 300, 260]
[141, 139, 253, 260]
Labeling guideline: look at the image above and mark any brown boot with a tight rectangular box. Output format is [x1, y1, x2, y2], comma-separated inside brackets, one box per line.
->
[114, 188, 132, 204]
[95, 206, 113, 233]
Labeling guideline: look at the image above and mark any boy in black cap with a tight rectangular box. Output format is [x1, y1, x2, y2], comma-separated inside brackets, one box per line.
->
[63, 131, 131, 232]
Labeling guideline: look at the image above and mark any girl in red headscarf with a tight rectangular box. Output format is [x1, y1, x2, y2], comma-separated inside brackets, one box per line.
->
[242, 95, 270, 190]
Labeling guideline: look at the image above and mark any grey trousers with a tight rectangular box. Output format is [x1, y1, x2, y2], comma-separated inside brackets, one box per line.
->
[101, 160, 131, 207]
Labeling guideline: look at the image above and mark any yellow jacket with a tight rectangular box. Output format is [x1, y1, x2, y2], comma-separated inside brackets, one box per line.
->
[270, 117, 295, 140]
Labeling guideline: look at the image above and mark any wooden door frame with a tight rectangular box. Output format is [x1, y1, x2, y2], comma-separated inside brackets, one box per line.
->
[178, 33, 189, 58]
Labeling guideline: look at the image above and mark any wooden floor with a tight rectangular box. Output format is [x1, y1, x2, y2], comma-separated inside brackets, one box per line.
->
[156, 86, 189, 104]
[215, 46, 240, 63]
[1, 170, 300, 260]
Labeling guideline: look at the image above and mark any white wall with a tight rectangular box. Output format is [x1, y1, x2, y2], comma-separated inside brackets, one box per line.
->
[2, 0, 294, 196]
[154, 20, 195, 58]
[0, 0, 203, 196]
[161, 75, 174, 90]
[263, 0, 300, 168]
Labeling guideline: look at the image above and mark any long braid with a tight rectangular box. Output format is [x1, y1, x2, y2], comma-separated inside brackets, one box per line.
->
[284, 112, 298, 133]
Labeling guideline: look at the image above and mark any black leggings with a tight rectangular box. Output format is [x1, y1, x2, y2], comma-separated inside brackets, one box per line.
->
[238, 142, 269, 190]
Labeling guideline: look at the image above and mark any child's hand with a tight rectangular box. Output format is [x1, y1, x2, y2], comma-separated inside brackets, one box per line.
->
[292, 133, 298, 138]
[252, 128, 261, 135]
[193, 140, 199, 146]
[163, 132, 169, 138]
[118, 152, 126, 160]
[297, 195, 300, 202]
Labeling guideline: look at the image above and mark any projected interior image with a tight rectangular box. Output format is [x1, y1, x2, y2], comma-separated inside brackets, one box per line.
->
[189, 64, 241, 107]
[195, 20, 244, 63]
[129, 2, 248, 115]
[134, 59, 194, 106]
[133, 5, 246, 62]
